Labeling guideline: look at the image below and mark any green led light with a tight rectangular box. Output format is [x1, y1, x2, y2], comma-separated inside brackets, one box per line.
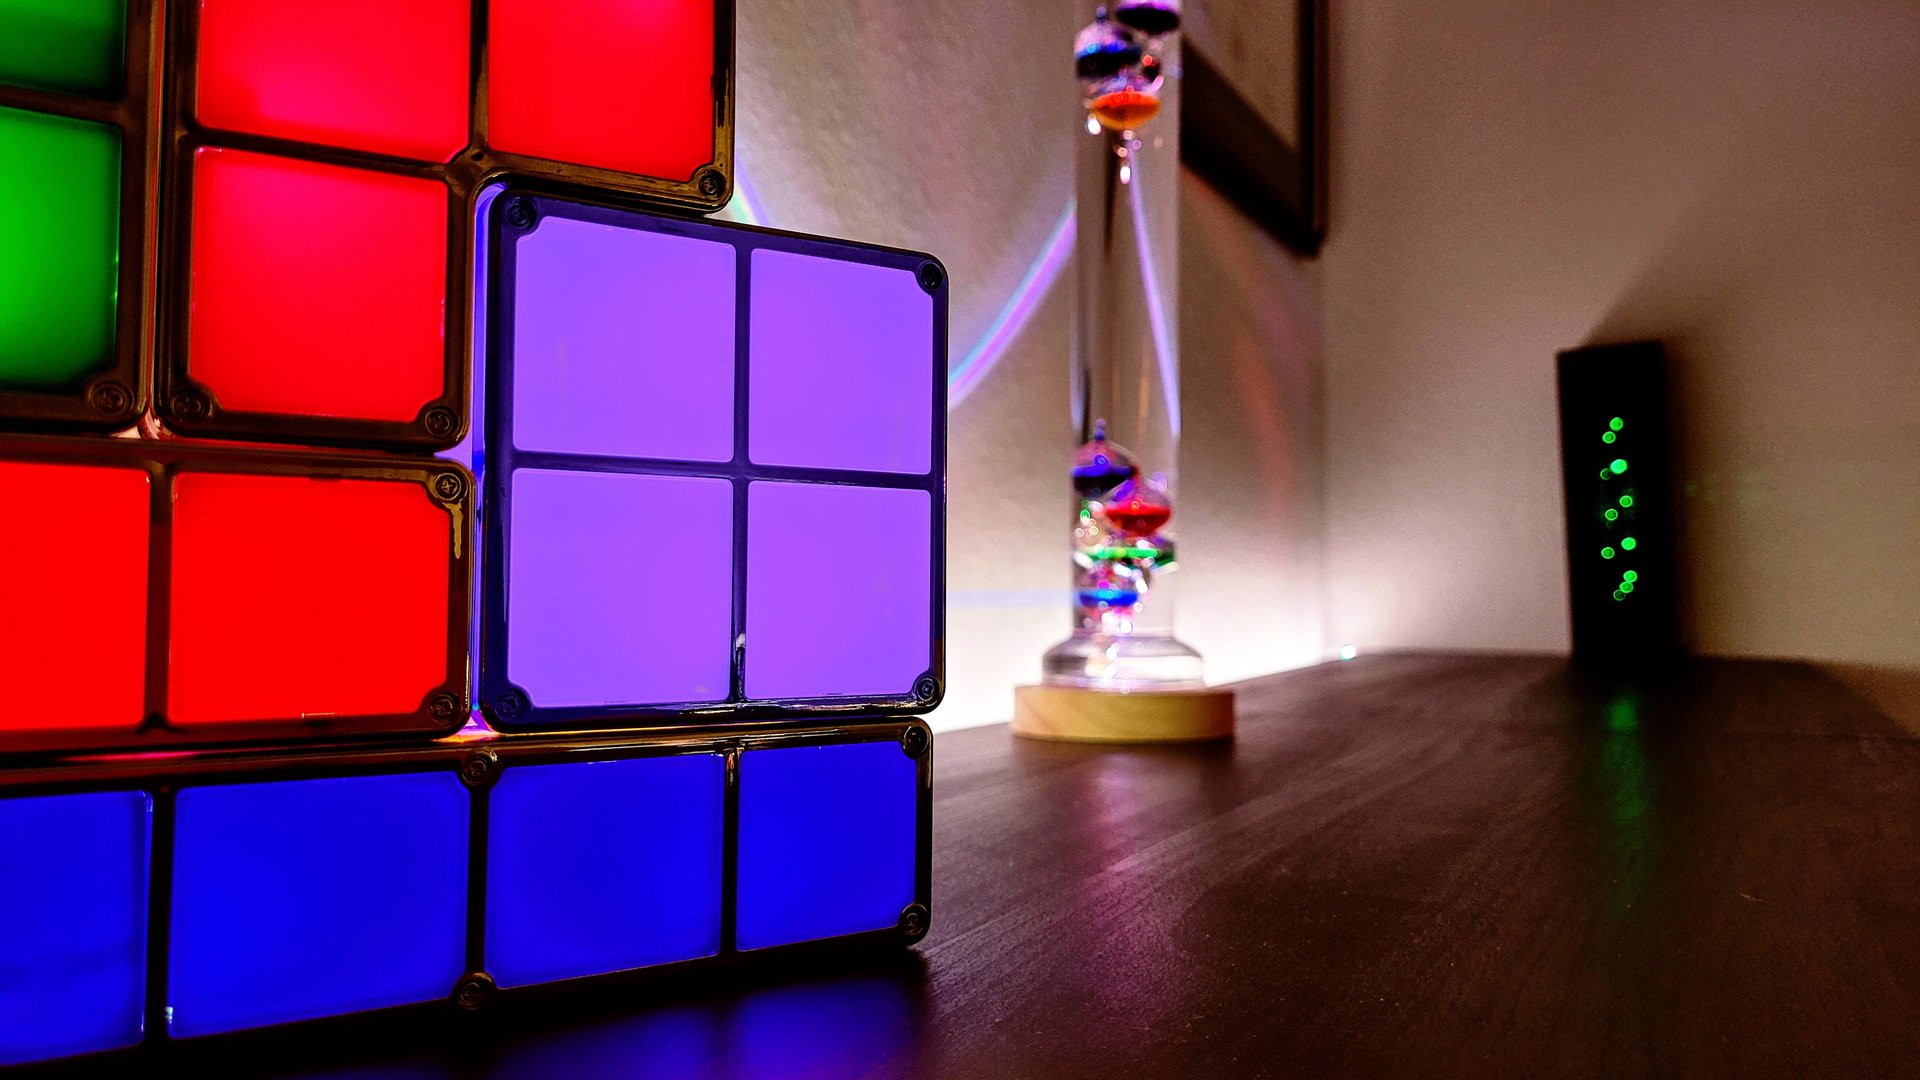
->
[1609, 459, 1628, 475]
[1623, 570, 1638, 582]
[1612, 590, 1625, 601]
[1609, 417, 1624, 432]
[1602, 431, 1617, 444]
[1601, 547, 1615, 559]
[1604, 509, 1618, 521]
[0, 0, 125, 97]
[1619, 495, 1634, 508]
[1621, 537, 1637, 551]
[0, 106, 121, 393]
[1620, 581, 1635, 594]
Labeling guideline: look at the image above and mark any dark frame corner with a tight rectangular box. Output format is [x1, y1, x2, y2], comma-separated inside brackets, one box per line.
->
[1179, 0, 1327, 257]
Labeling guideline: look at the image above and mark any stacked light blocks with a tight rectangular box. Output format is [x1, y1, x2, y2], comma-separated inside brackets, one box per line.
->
[0, 0, 942, 1067]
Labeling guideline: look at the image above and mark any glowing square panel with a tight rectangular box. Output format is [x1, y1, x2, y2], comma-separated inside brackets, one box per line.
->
[488, 0, 716, 182]
[745, 482, 933, 702]
[481, 191, 946, 724]
[184, 147, 447, 425]
[0, 791, 149, 1067]
[0, 106, 120, 394]
[486, 755, 725, 987]
[194, 0, 470, 162]
[511, 215, 735, 461]
[168, 773, 468, 1038]
[505, 470, 734, 711]
[749, 249, 936, 475]
[168, 471, 453, 727]
[0, 0, 123, 97]
[736, 741, 920, 951]
[0, 460, 148, 735]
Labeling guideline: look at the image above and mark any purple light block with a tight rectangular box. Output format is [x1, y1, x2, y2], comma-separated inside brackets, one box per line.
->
[745, 482, 931, 700]
[508, 470, 733, 709]
[513, 218, 736, 461]
[749, 250, 934, 475]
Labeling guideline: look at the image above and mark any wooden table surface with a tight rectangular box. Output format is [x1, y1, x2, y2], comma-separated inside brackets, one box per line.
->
[207, 654, 1920, 1078]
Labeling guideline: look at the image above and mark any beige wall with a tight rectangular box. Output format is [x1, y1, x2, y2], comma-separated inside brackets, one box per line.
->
[733, 0, 1331, 729]
[1323, 0, 1920, 667]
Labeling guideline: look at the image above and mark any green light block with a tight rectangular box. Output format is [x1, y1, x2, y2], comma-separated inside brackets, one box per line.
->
[0, 0, 124, 97]
[0, 106, 120, 394]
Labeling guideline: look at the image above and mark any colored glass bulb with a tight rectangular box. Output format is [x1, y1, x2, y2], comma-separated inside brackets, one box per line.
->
[1090, 86, 1161, 131]
[1114, 0, 1181, 35]
[1102, 476, 1173, 538]
[1074, 14, 1140, 80]
[1072, 421, 1138, 497]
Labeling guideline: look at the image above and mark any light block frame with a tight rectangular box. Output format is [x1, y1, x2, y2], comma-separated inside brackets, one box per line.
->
[475, 190, 949, 730]
[154, 0, 737, 450]
[0, 0, 153, 433]
[0, 436, 473, 756]
[0, 718, 932, 1069]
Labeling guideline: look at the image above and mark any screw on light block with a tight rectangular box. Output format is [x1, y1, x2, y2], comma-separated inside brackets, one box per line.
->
[504, 198, 535, 230]
[87, 379, 133, 419]
[917, 262, 944, 293]
[458, 749, 497, 789]
[429, 693, 461, 725]
[899, 904, 930, 939]
[424, 406, 458, 439]
[696, 167, 725, 200]
[432, 471, 466, 503]
[495, 689, 528, 721]
[900, 726, 929, 759]
[454, 974, 495, 1012]
[912, 674, 940, 705]
[170, 388, 212, 423]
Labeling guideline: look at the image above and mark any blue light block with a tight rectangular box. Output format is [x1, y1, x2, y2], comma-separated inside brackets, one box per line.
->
[486, 755, 725, 987]
[0, 791, 149, 1067]
[736, 741, 919, 950]
[168, 773, 469, 1038]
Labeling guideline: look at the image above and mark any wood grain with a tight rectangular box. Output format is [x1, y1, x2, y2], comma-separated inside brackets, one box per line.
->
[179, 654, 1920, 1080]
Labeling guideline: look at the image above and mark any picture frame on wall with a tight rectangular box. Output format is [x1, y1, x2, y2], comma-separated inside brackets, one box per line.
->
[1180, 0, 1328, 256]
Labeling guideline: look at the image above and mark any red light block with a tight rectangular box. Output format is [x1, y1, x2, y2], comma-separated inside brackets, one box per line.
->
[0, 460, 149, 735]
[185, 147, 448, 426]
[168, 472, 453, 727]
[488, 0, 716, 181]
[194, 0, 471, 163]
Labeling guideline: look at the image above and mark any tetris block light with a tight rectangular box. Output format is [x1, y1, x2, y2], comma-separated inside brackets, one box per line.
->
[0, 720, 931, 1069]
[156, 0, 734, 449]
[0, 437, 472, 755]
[475, 191, 948, 729]
[0, 0, 152, 432]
